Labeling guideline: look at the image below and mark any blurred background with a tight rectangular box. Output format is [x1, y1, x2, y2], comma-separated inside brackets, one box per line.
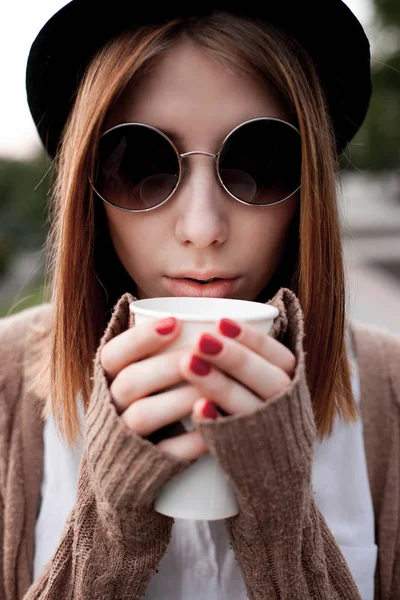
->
[0, 0, 399, 333]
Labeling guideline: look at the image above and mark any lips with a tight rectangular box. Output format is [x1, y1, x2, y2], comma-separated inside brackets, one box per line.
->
[169, 271, 238, 281]
[164, 277, 240, 298]
[183, 277, 220, 283]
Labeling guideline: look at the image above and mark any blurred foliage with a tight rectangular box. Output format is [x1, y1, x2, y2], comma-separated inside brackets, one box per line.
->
[0, 151, 53, 277]
[0, 276, 48, 318]
[341, 51, 400, 171]
[341, 0, 400, 171]
[374, 0, 400, 25]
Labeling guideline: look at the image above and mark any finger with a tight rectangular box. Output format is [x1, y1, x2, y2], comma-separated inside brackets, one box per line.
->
[156, 429, 208, 461]
[217, 318, 296, 378]
[100, 316, 183, 382]
[120, 383, 203, 436]
[191, 398, 220, 422]
[111, 346, 190, 413]
[179, 354, 263, 414]
[181, 331, 292, 403]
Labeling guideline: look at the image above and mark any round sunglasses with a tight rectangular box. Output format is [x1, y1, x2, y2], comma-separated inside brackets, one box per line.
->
[90, 116, 302, 212]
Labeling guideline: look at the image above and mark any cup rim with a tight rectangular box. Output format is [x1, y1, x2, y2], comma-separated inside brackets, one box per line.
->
[129, 297, 279, 323]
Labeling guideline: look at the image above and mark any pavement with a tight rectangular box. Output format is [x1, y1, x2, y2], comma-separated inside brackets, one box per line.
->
[340, 171, 400, 336]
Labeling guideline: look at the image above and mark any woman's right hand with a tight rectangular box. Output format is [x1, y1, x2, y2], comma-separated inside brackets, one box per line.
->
[100, 317, 209, 462]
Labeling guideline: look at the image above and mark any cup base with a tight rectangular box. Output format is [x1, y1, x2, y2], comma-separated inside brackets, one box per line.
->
[154, 452, 239, 521]
[155, 503, 239, 521]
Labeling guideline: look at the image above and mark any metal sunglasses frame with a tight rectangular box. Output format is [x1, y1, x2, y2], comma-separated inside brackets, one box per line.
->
[90, 116, 302, 213]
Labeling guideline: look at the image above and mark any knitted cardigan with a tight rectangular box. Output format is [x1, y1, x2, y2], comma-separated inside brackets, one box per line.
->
[0, 288, 399, 599]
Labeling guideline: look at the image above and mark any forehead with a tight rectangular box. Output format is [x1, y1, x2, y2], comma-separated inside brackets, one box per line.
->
[104, 41, 292, 146]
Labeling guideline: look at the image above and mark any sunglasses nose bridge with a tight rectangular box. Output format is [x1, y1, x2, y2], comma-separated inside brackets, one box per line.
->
[178, 150, 221, 195]
[180, 147, 224, 179]
[179, 151, 218, 159]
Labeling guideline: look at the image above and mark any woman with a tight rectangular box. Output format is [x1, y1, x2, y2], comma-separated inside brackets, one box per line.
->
[1, 2, 399, 599]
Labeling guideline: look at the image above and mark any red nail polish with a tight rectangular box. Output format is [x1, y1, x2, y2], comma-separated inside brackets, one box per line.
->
[190, 355, 212, 376]
[155, 317, 176, 335]
[199, 334, 223, 355]
[201, 400, 218, 419]
[219, 318, 241, 338]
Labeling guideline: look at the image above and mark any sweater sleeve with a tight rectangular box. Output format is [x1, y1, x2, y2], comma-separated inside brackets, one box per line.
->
[24, 293, 195, 600]
[195, 288, 362, 599]
[0, 493, 4, 600]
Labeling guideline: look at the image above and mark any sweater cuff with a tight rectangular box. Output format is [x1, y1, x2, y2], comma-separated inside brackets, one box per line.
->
[85, 293, 195, 540]
[196, 288, 316, 506]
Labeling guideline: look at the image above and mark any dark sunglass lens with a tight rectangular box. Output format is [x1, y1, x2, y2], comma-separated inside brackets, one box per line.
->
[93, 125, 179, 210]
[218, 119, 302, 205]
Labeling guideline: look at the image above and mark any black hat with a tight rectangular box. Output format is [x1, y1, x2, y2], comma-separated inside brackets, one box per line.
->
[26, 1, 371, 160]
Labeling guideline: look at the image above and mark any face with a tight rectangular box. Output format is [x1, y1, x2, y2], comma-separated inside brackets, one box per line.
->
[102, 40, 299, 300]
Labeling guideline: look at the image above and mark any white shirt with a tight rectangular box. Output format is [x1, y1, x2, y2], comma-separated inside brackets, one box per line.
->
[34, 331, 377, 598]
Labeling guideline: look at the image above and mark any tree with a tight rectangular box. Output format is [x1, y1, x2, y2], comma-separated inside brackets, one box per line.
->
[0, 151, 53, 276]
[342, 0, 400, 172]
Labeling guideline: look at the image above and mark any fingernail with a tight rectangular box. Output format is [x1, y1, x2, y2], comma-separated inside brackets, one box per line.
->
[201, 400, 218, 419]
[189, 355, 212, 376]
[219, 318, 241, 338]
[199, 333, 223, 355]
[155, 317, 176, 335]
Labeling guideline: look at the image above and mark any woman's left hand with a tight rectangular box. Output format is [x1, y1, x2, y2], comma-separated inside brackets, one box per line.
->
[178, 317, 296, 425]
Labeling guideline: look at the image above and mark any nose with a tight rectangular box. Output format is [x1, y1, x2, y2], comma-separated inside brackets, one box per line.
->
[174, 153, 230, 248]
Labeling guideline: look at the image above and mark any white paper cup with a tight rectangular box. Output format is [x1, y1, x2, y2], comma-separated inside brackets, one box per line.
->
[129, 296, 279, 520]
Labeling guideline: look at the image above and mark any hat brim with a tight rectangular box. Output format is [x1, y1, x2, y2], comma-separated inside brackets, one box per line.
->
[26, 1, 371, 159]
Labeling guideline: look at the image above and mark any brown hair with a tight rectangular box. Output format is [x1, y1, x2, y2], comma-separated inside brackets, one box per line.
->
[26, 11, 357, 446]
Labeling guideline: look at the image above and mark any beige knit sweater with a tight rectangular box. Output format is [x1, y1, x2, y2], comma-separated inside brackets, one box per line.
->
[0, 287, 399, 599]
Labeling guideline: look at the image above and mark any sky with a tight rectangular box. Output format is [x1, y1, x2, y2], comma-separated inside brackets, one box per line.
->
[0, 0, 375, 159]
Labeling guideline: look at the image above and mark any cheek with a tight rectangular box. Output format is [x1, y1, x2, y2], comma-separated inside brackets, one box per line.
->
[105, 208, 146, 247]
[103, 209, 141, 264]
[270, 196, 299, 243]
[246, 197, 298, 252]
[103, 208, 164, 275]
[106, 213, 128, 253]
